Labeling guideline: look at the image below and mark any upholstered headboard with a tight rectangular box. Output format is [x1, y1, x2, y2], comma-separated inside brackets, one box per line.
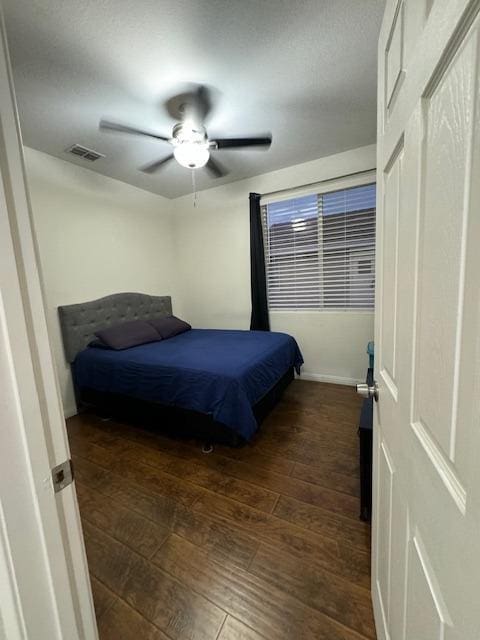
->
[58, 292, 172, 363]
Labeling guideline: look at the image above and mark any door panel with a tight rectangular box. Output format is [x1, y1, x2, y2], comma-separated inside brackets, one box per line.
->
[380, 146, 402, 397]
[374, 1, 480, 639]
[403, 0, 432, 63]
[404, 532, 450, 640]
[375, 440, 395, 629]
[388, 485, 408, 640]
[414, 31, 477, 463]
[385, 2, 405, 111]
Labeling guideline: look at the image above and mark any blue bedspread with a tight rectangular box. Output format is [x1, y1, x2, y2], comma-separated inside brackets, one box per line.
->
[73, 329, 303, 441]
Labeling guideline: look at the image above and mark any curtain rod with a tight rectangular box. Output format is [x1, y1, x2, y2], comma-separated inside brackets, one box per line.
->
[260, 167, 376, 199]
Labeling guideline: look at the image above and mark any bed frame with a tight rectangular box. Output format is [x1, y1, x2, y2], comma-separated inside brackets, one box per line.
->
[58, 292, 293, 446]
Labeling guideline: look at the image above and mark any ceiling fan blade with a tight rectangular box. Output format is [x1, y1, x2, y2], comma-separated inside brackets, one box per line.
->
[205, 156, 228, 178]
[100, 119, 170, 142]
[212, 135, 272, 150]
[140, 154, 174, 174]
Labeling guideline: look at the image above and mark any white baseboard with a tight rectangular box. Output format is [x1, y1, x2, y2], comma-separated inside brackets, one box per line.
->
[64, 405, 77, 419]
[296, 372, 362, 386]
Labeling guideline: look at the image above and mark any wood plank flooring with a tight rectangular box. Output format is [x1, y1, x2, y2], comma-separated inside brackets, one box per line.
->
[67, 380, 376, 640]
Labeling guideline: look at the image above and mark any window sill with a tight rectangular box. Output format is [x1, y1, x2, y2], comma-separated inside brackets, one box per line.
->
[269, 309, 375, 315]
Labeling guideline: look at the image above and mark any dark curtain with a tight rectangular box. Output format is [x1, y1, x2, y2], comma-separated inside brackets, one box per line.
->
[249, 192, 270, 331]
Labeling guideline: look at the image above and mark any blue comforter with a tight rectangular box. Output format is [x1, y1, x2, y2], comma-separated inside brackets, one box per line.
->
[73, 329, 303, 440]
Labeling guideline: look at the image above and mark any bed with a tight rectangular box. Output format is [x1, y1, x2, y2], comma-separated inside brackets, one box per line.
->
[59, 292, 303, 445]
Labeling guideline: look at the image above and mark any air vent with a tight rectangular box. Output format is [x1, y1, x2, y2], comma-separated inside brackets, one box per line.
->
[66, 144, 105, 162]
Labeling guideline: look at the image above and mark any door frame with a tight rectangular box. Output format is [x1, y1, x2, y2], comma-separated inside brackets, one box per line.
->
[0, 4, 97, 638]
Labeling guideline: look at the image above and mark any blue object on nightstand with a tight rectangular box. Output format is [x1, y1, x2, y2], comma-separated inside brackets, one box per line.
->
[367, 341, 374, 370]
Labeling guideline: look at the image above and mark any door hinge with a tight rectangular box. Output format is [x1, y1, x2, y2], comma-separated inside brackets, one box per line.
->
[51, 459, 74, 493]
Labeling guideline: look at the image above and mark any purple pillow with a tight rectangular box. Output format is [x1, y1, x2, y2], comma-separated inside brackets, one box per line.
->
[88, 338, 111, 349]
[149, 315, 191, 339]
[95, 319, 160, 350]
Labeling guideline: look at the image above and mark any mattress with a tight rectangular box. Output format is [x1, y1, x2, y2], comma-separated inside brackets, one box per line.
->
[73, 328, 304, 441]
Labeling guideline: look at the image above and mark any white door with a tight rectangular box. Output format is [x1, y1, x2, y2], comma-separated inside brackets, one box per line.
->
[0, 7, 97, 640]
[373, 0, 480, 638]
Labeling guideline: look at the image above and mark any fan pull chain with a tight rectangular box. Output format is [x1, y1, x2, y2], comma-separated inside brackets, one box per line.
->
[191, 169, 197, 208]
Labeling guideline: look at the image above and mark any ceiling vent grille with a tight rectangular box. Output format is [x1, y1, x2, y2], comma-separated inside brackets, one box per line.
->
[66, 144, 105, 162]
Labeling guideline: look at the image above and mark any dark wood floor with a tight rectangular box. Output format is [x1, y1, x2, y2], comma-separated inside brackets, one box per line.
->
[67, 380, 376, 640]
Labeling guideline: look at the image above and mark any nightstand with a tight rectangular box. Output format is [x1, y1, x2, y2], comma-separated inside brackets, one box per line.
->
[358, 344, 374, 521]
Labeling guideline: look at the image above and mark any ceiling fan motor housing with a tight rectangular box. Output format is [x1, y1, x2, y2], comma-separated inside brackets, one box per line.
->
[172, 122, 207, 142]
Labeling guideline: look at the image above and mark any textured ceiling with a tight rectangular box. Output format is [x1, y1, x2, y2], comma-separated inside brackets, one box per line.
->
[4, 0, 384, 198]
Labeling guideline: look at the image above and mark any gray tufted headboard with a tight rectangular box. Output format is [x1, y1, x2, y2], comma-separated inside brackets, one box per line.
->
[58, 292, 172, 363]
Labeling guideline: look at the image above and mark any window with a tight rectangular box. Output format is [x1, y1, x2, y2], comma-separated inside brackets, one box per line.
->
[262, 183, 376, 310]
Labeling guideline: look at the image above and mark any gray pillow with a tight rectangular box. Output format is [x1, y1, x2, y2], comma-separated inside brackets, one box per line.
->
[95, 319, 160, 350]
[149, 315, 191, 339]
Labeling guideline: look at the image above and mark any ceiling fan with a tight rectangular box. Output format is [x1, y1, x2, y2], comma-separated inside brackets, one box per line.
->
[99, 84, 272, 178]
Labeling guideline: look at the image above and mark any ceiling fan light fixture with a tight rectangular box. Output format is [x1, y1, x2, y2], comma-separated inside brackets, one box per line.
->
[173, 141, 210, 169]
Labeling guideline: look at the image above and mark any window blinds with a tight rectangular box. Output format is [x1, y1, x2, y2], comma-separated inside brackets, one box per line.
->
[262, 183, 376, 310]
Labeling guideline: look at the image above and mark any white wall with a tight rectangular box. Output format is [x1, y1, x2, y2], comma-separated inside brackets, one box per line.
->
[172, 144, 376, 385]
[25, 148, 175, 416]
[26, 144, 375, 419]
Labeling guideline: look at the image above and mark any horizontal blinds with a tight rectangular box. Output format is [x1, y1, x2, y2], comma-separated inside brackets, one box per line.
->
[262, 194, 321, 309]
[262, 183, 376, 310]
